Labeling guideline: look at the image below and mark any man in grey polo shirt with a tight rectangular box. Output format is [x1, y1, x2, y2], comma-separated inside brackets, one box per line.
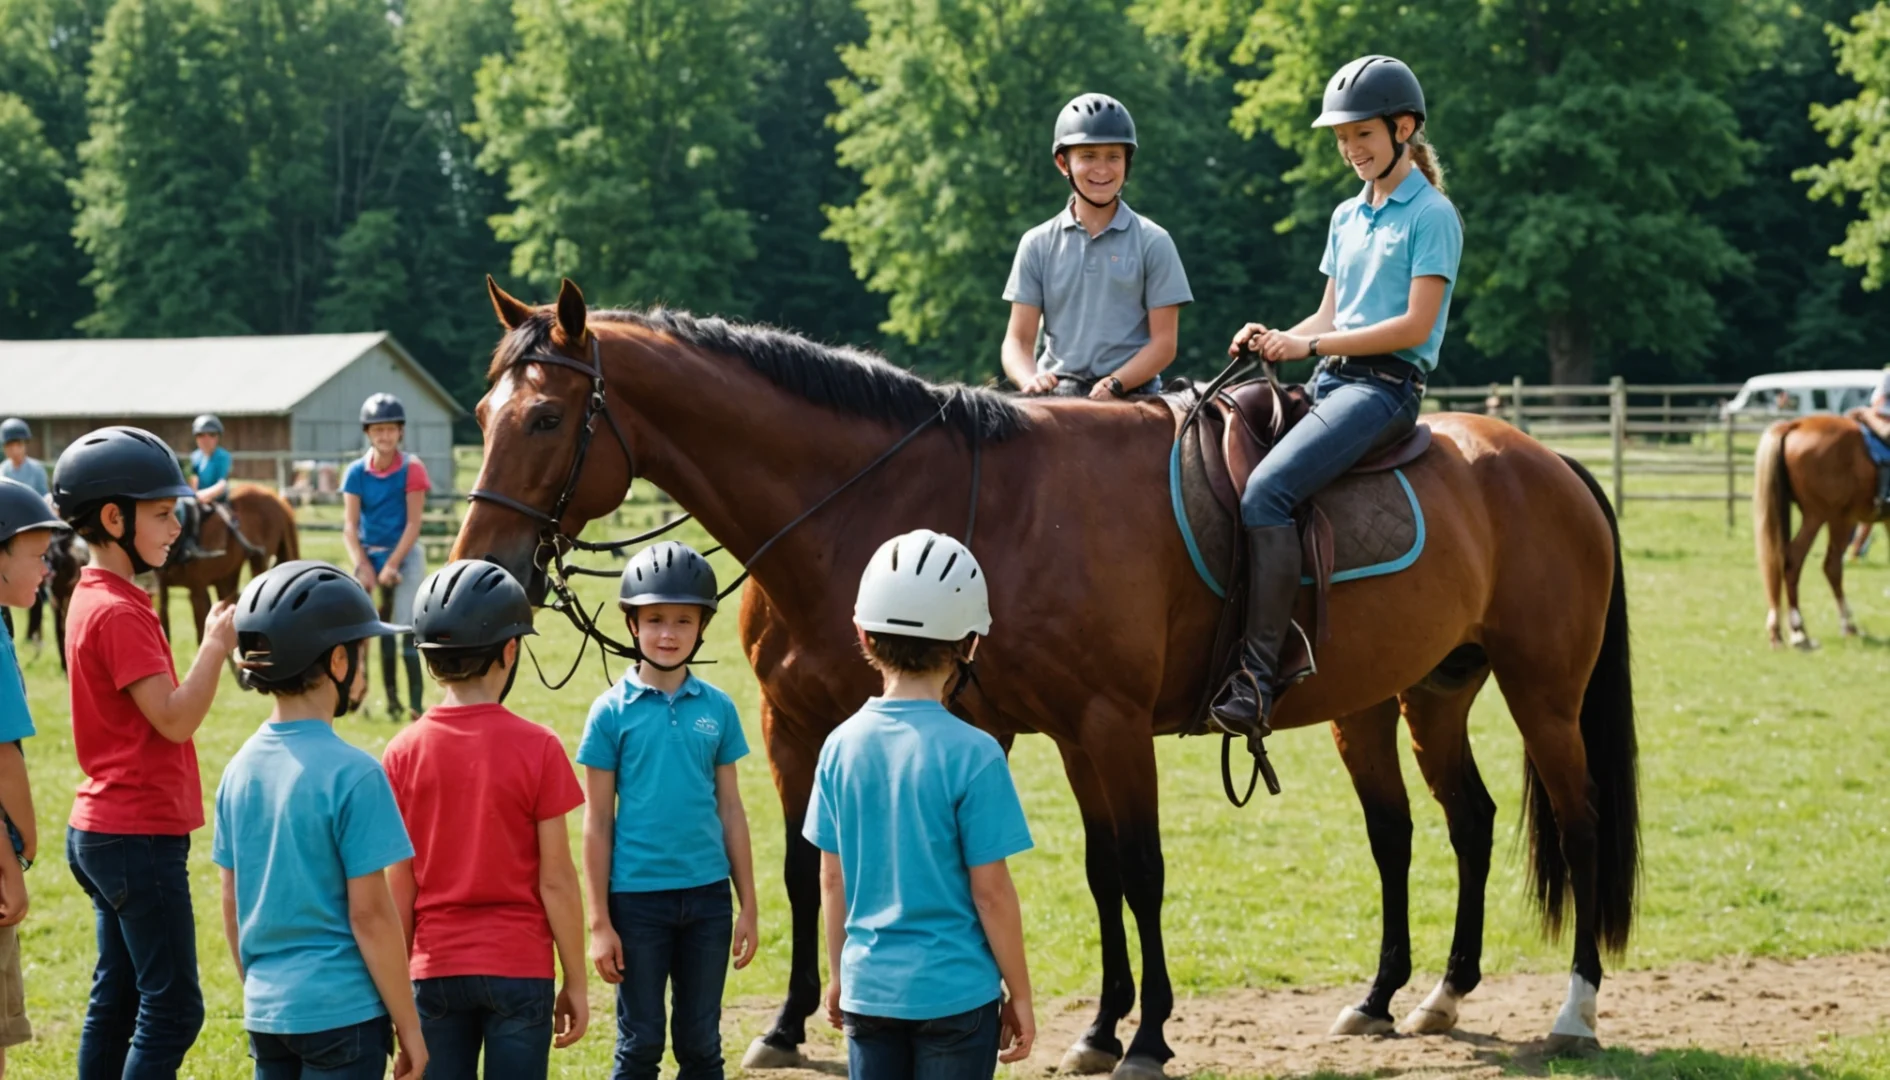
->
[1002, 93, 1193, 400]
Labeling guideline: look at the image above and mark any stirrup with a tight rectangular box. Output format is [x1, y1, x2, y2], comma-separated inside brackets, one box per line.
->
[1208, 667, 1273, 739]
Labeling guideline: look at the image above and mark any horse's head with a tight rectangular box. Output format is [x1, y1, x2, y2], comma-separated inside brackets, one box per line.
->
[453, 277, 636, 603]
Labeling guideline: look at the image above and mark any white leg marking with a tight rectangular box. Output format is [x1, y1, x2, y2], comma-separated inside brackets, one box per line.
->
[1549, 974, 1599, 1041]
[1397, 978, 1462, 1034]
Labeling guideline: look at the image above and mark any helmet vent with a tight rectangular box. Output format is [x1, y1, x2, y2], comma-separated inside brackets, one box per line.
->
[290, 589, 311, 611]
[939, 551, 959, 580]
[915, 536, 937, 574]
[887, 617, 923, 628]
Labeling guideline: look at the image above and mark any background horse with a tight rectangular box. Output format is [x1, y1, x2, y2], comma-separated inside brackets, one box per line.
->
[45, 532, 87, 674]
[1754, 414, 1877, 648]
[454, 281, 1638, 1076]
[156, 485, 299, 643]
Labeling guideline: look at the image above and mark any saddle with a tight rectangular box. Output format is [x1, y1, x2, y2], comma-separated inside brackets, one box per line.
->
[1164, 377, 1432, 735]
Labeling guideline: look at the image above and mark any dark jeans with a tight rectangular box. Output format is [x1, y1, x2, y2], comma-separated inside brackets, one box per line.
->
[416, 975, 555, 1080]
[1240, 364, 1424, 528]
[608, 882, 732, 1080]
[67, 828, 205, 1080]
[249, 1015, 392, 1080]
[843, 1000, 1002, 1080]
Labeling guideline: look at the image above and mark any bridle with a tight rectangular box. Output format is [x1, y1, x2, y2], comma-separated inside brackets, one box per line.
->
[466, 332, 984, 689]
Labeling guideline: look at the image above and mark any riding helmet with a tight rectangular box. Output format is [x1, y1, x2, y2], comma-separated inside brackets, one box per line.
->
[0, 419, 29, 444]
[360, 393, 406, 427]
[1313, 56, 1426, 129]
[235, 561, 407, 707]
[620, 541, 719, 613]
[51, 426, 194, 516]
[0, 478, 68, 545]
[192, 414, 224, 437]
[1053, 93, 1138, 155]
[855, 529, 990, 642]
[412, 560, 538, 651]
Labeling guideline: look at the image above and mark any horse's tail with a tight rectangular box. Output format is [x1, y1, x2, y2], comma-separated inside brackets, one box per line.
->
[1525, 454, 1640, 956]
[1752, 421, 1794, 614]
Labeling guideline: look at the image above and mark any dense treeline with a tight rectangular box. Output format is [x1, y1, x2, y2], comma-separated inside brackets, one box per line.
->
[2, 0, 1888, 400]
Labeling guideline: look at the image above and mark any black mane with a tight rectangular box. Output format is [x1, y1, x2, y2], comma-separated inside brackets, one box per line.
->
[491, 308, 1028, 443]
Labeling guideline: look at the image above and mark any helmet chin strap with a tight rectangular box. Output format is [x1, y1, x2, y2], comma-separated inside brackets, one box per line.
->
[1059, 149, 1130, 210]
[1376, 116, 1408, 181]
[108, 498, 161, 575]
[630, 615, 712, 674]
[331, 644, 362, 719]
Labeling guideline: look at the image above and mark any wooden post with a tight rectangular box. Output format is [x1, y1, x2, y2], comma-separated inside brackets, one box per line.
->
[1511, 375, 1525, 430]
[1610, 376, 1627, 514]
[275, 453, 287, 492]
[1725, 408, 1736, 531]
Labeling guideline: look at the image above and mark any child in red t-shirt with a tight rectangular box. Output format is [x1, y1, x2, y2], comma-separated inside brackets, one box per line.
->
[383, 561, 587, 1078]
[50, 426, 237, 1076]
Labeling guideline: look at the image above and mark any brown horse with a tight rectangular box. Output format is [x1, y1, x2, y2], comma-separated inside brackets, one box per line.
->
[453, 281, 1639, 1075]
[1754, 414, 1878, 648]
[156, 485, 300, 643]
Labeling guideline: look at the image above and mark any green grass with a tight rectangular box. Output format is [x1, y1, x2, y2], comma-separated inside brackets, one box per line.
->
[6, 484, 1889, 1078]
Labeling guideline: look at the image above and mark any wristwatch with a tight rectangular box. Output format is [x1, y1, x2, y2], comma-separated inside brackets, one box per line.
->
[1307, 337, 1322, 358]
[1105, 376, 1127, 398]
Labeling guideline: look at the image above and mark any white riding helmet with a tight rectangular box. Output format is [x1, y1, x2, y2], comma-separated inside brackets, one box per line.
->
[854, 530, 990, 642]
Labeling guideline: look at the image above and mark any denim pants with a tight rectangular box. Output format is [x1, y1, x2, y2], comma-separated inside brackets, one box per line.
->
[843, 1000, 1003, 1080]
[608, 882, 733, 1080]
[67, 829, 205, 1080]
[1240, 365, 1424, 528]
[415, 975, 555, 1080]
[249, 1015, 392, 1080]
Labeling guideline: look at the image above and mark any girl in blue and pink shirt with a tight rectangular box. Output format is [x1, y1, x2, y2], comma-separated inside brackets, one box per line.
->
[341, 393, 432, 721]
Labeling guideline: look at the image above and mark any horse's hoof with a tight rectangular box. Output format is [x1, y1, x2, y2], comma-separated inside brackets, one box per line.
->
[740, 1037, 807, 1070]
[1542, 1033, 1602, 1057]
[1110, 1054, 1167, 1080]
[1397, 1004, 1457, 1035]
[1059, 1040, 1120, 1075]
[1328, 1005, 1395, 1036]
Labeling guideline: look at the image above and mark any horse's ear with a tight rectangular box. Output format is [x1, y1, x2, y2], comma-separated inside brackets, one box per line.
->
[488, 275, 533, 330]
[555, 278, 587, 344]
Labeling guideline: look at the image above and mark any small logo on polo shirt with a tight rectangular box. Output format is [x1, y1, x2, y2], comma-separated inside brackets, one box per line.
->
[694, 716, 719, 736]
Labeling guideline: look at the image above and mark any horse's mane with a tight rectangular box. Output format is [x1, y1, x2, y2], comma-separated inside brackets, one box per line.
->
[490, 309, 1029, 444]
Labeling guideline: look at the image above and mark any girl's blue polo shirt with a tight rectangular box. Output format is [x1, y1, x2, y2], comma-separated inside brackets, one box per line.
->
[805, 698, 1033, 1021]
[1321, 169, 1463, 372]
[577, 669, 748, 893]
[190, 446, 232, 500]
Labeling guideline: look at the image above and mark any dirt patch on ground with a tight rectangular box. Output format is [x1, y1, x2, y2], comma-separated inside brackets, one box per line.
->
[727, 951, 1890, 1077]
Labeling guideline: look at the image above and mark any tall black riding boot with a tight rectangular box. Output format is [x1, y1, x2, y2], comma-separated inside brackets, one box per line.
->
[403, 638, 424, 721]
[1876, 464, 1890, 519]
[380, 633, 401, 719]
[1208, 525, 1303, 739]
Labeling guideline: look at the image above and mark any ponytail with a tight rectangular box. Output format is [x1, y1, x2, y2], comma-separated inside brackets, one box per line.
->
[1408, 128, 1446, 194]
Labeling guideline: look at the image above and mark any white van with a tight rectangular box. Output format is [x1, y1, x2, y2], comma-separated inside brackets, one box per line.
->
[1723, 370, 1882, 417]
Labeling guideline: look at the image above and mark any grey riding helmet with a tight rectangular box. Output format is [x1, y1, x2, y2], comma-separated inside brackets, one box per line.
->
[412, 560, 538, 651]
[0, 419, 29, 444]
[192, 414, 223, 437]
[360, 393, 406, 427]
[1313, 55, 1426, 129]
[235, 560, 407, 712]
[1054, 93, 1138, 155]
[0, 478, 68, 545]
[619, 541, 719, 613]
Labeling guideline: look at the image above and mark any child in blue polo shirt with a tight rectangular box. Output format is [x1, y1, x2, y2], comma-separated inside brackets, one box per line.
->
[578, 541, 757, 1080]
[807, 530, 1036, 1080]
[215, 561, 426, 1080]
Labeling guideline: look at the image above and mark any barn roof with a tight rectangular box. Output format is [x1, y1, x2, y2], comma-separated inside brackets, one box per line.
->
[0, 332, 467, 418]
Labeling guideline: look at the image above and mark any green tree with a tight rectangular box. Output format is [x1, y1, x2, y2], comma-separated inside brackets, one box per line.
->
[1140, 0, 1758, 385]
[1801, 3, 1890, 293]
[473, 0, 759, 312]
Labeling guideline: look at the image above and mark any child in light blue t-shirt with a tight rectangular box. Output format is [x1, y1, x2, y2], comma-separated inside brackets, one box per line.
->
[806, 530, 1034, 1080]
[214, 560, 424, 1080]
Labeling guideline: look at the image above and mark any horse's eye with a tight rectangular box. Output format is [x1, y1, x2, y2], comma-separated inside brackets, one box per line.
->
[531, 413, 562, 433]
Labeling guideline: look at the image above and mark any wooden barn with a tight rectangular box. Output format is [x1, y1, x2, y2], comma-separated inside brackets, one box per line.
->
[0, 333, 466, 492]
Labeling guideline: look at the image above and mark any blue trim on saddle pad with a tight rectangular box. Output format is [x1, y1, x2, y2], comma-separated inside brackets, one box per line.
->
[1166, 441, 1427, 598]
[1859, 418, 1890, 467]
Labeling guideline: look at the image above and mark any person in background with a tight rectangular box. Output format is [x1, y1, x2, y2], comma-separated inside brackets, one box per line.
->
[341, 394, 430, 721]
[174, 414, 232, 563]
[0, 422, 51, 655]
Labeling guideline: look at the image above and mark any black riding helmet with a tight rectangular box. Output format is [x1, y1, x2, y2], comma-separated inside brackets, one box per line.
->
[620, 541, 718, 672]
[413, 560, 538, 650]
[360, 393, 406, 427]
[1053, 93, 1137, 209]
[52, 426, 195, 573]
[235, 560, 407, 717]
[1313, 55, 1427, 180]
[0, 478, 68, 546]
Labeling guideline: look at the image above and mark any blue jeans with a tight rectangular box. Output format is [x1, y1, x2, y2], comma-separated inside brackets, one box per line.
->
[67, 829, 205, 1080]
[415, 975, 554, 1080]
[843, 1000, 1002, 1080]
[608, 882, 732, 1080]
[249, 1015, 392, 1080]
[1240, 365, 1424, 528]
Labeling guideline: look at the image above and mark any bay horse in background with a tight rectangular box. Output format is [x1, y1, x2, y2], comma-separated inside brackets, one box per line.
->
[156, 485, 300, 643]
[1754, 413, 1880, 648]
[454, 280, 1639, 1076]
[45, 532, 87, 674]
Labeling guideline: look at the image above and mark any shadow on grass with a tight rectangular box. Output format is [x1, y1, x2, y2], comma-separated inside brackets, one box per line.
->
[1179, 1044, 1879, 1080]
